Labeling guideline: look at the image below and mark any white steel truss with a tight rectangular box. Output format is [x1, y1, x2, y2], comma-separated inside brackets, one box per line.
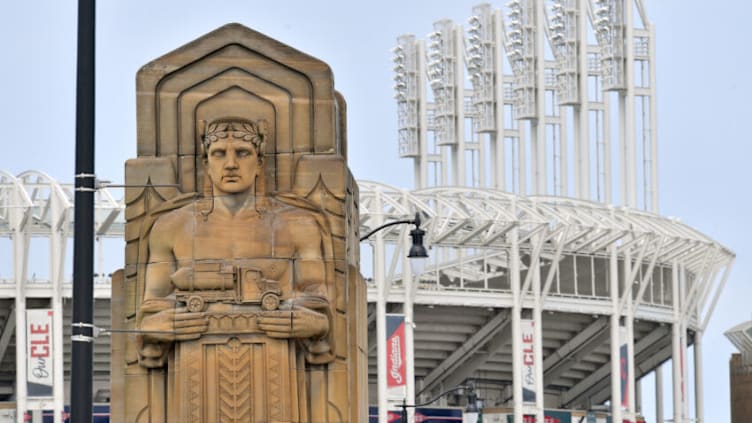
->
[360, 180, 733, 422]
[360, 181, 732, 330]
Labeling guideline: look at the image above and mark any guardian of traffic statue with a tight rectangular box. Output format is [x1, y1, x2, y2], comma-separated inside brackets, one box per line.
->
[110, 23, 367, 423]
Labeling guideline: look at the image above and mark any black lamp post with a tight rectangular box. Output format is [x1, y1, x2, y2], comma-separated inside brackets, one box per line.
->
[71, 1, 96, 423]
[398, 382, 480, 423]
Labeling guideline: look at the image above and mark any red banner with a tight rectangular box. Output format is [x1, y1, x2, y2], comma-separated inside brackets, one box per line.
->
[386, 314, 406, 390]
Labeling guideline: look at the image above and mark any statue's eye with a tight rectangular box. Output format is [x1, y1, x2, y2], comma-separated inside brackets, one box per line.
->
[211, 149, 226, 158]
[237, 149, 251, 158]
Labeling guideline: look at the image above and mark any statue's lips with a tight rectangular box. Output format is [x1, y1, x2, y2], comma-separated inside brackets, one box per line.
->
[222, 175, 240, 182]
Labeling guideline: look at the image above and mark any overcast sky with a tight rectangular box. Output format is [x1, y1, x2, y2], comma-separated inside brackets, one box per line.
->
[1, 1, 750, 422]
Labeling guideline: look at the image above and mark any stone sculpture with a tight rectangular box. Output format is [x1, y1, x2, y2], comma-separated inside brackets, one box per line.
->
[110, 24, 367, 423]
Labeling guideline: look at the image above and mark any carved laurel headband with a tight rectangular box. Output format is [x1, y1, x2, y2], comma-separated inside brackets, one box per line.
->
[201, 118, 268, 158]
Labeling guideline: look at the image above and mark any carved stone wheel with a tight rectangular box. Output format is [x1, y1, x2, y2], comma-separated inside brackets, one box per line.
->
[260, 292, 280, 311]
[186, 295, 205, 312]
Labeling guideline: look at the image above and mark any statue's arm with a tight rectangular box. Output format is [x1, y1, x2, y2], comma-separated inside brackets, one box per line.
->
[137, 214, 207, 368]
[143, 220, 175, 301]
[295, 218, 328, 299]
[295, 217, 337, 363]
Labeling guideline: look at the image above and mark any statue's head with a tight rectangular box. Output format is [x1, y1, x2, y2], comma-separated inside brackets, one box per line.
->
[201, 118, 267, 196]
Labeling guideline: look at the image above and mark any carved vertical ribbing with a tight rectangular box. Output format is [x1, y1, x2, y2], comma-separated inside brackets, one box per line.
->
[217, 338, 252, 423]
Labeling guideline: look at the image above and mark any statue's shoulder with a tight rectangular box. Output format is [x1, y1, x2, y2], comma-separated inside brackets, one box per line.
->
[142, 193, 199, 238]
[271, 194, 323, 218]
[153, 203, 194, 230]
[271, 193, 321, 213]
[270, 193, 330, 233]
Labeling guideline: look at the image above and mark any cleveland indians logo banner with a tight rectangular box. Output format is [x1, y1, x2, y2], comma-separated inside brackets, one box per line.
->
[386, 314, 406, 393]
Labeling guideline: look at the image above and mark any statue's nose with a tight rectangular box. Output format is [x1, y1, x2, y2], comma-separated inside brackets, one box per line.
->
[225, 153, 239, 168]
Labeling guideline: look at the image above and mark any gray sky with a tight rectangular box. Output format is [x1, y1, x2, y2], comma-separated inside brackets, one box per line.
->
[1, 1, 750, 422]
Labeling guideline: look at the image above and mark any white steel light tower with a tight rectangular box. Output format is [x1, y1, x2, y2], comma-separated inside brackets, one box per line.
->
[467, 4, 506, 191]
[391, 0, 657, 209]
[394, 35, 429, 189]
[371, 2, 728, 423]
[427, 20, 467, 187]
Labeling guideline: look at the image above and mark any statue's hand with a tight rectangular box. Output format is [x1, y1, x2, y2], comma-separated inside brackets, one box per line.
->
[140, 307, 208, 343]
[257, 303, 329, 339]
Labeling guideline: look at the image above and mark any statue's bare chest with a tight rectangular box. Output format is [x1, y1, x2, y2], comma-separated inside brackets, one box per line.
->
[172, 211, 296, 262]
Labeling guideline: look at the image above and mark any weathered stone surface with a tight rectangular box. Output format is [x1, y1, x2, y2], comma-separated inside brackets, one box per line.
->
[111, 23, 366, 423]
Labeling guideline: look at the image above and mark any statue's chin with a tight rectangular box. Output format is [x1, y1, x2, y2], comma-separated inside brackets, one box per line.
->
[214, 183, 253, 195]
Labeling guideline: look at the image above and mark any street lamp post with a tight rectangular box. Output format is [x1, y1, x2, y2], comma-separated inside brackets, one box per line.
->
[71, 1, 96, 423]
[361, 212, 428, 423]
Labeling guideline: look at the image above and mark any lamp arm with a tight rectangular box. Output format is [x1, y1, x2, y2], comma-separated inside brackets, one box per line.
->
[359, 218, 416, 242]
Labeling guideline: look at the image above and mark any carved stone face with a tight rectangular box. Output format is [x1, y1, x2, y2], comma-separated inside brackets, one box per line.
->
[206, 139, 260, 196]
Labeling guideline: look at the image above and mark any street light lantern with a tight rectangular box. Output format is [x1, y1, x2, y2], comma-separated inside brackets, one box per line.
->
[360, 212, 429, 271]
[407, 213, 428, 277]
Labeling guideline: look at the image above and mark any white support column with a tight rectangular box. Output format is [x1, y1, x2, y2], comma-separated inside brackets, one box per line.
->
[656, 365, 664, 423]
[518, 127, 527, 195]
[577, 0, 590, 201]
[511, 199, 523, 423]
[402, 227, 416, 423]
[618, 93, 627, 207]
[624, 0, 637, 208]
[454, 24, 466, 187]
[648, 24, 659, 213]
[671, 260, 683, 423]
[491, 133, 503, 190]
[530, 124, 538, 195]
[573, 109, 581, 198]
[609, 242, 622, 423]
[559, 108, 568, 197]
[533, 237, 544, 423]
[50, 191, 66, 423]
[417, 40, 429, 189]
[626, 253, 637, 423]
[679, 264, 689, 422]
[627, 309, 636, 421]
[534, 0, 546, 195]
[11, 183, 29, 423]
[477, 134, 486, 188]
[694, 330, 704, 423]
[603, 94, 612, 204]
[374, 192, 388, 423]
[493, 9, 506, 191]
